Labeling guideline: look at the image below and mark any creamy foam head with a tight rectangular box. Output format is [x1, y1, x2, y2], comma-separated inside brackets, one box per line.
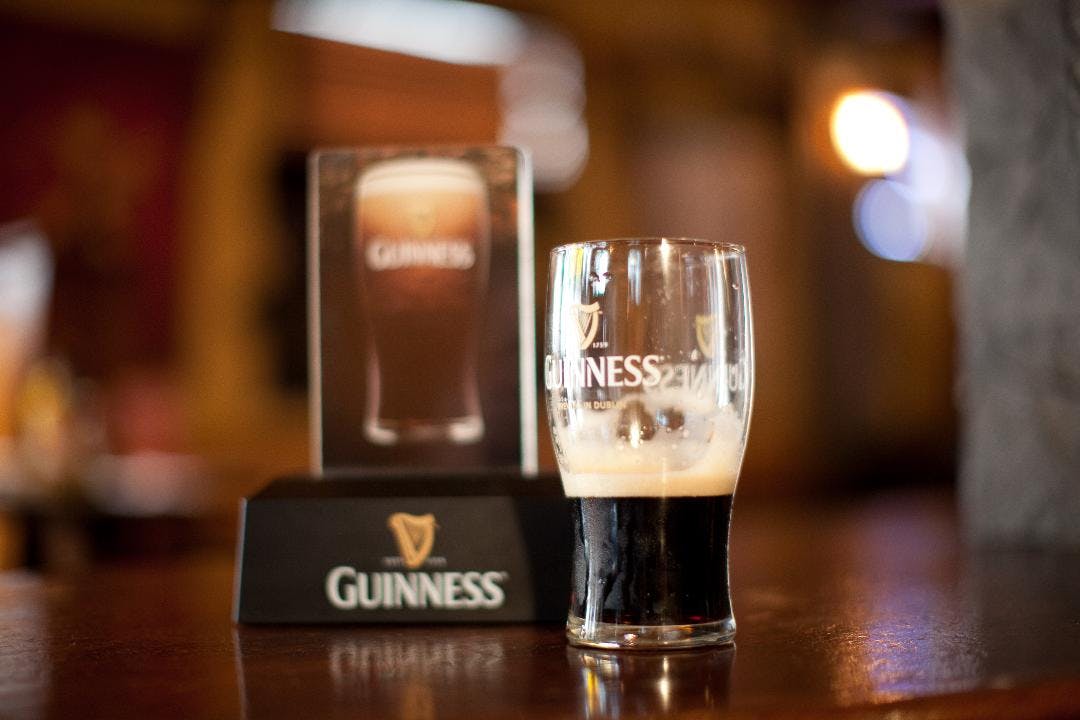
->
[359, 158, 483, 196]
[555, 403, 745, 498]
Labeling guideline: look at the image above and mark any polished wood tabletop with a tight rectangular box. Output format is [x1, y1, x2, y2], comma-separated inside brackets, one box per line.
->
[2, 489, 1080, 719]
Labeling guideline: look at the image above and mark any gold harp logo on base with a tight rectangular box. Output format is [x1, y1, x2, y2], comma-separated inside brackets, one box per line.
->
[387, 512, 438, 569]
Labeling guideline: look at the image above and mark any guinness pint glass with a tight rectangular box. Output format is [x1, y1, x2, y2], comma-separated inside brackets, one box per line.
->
[544, 238, 753, 649]
[355, 158, 490, 445]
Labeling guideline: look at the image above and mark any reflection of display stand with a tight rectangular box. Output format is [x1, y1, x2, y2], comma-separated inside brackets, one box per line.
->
[234, 472, 570, 623]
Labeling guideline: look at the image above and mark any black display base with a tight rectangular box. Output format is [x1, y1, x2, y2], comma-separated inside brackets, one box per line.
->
[234, 471, 571, 624]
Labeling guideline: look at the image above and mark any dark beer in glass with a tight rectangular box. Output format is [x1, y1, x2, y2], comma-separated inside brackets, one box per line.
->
[545, 238, 753, 649]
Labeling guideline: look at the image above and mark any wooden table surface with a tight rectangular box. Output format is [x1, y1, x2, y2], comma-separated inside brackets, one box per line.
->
[2, 489, 1080, 719]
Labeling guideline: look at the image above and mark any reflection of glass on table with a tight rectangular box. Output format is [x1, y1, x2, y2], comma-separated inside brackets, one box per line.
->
[570, 645, 734, 718]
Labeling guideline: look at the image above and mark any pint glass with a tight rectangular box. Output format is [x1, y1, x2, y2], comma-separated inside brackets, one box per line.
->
[544, 238, 753, 649]
[355, 158, 490, 445]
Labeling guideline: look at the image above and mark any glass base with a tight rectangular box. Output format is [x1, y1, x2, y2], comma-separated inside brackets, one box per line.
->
[566, 615, 735, 650]
[363, 416, 483, 445]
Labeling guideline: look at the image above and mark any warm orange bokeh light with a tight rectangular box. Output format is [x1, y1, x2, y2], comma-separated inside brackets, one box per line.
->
[830, 90, 910, 175]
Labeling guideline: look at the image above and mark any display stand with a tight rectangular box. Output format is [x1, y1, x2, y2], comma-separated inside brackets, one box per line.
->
[234, 472, 570, 623]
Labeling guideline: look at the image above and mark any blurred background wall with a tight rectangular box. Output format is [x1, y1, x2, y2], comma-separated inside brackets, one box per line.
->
[0, 0, 962, 568]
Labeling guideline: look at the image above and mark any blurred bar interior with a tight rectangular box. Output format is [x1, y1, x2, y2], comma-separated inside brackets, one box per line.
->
[0, 0, 959, 570]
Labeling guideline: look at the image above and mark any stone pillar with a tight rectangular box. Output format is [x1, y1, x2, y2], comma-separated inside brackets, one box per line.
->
[946, 0, 1080, 547]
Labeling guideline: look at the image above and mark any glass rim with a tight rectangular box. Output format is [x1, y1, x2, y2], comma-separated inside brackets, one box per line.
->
[550, 237, 746, 256]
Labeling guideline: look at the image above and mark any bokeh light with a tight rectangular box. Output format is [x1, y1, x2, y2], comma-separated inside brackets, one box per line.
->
[853, 179, 928, 262]
[498, 28, 589, 190]
[273, 0, 526, 66]
[837, 92, 970, 265]
[831, 91, 910, 176]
